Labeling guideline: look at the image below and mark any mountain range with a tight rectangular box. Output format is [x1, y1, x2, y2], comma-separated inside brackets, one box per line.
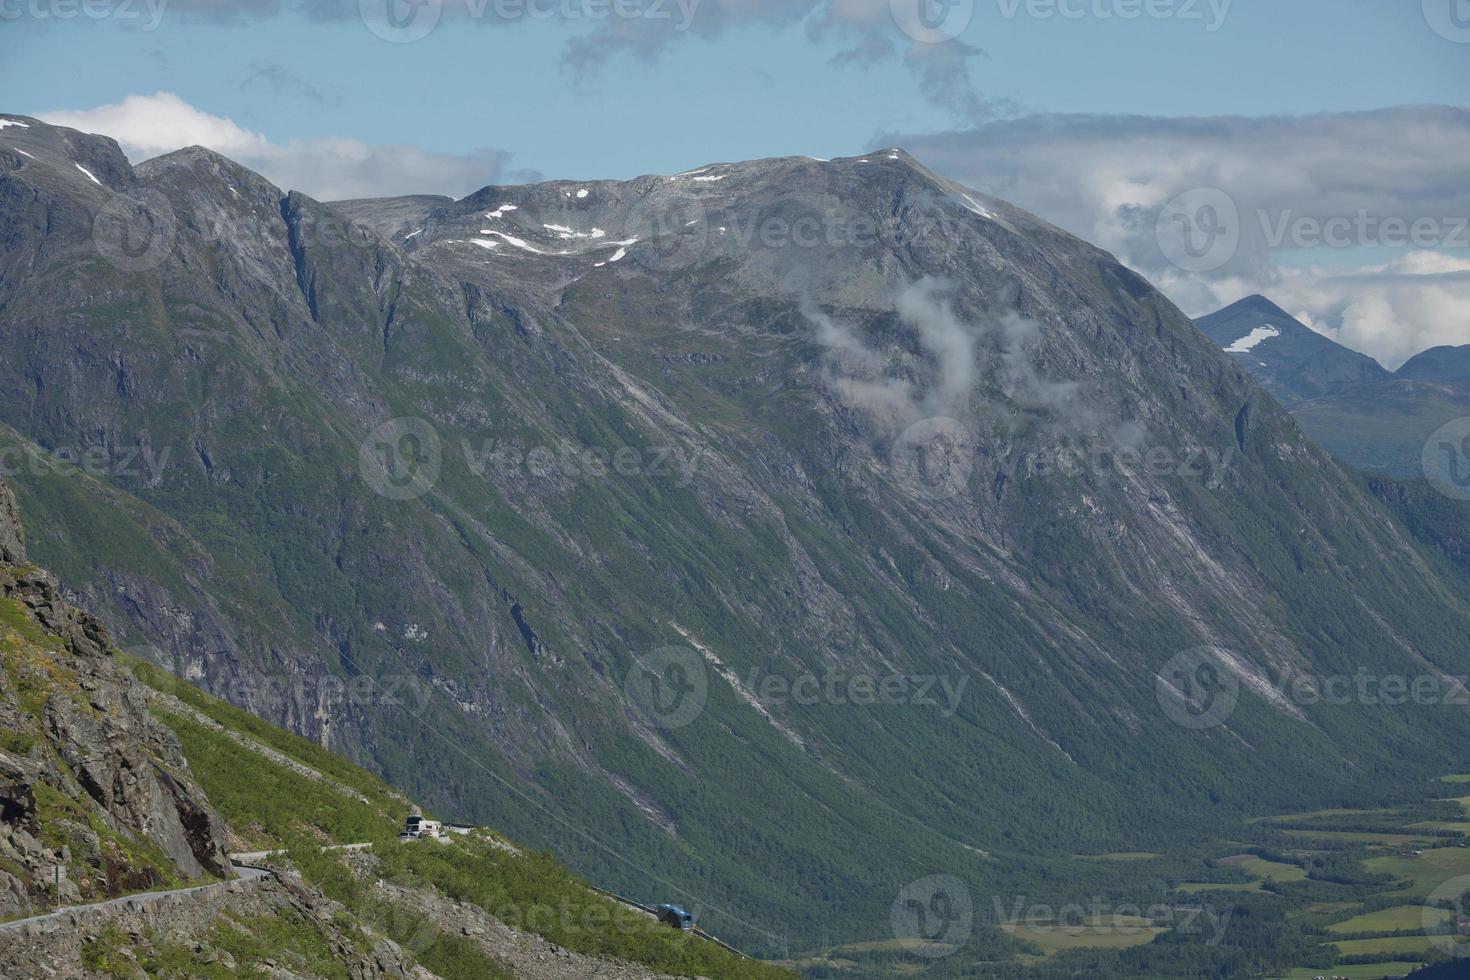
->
[0, 478, 785, 978]
[1196, 296, 1470, 480]
[5, 112, 1470, 970]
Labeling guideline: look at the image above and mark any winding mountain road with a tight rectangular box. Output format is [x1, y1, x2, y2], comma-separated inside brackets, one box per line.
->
[0, 844, 371, 935]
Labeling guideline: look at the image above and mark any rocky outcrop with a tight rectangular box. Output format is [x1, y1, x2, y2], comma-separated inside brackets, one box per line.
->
[0, 480, 231, 918]
[0, 479, 22, 563]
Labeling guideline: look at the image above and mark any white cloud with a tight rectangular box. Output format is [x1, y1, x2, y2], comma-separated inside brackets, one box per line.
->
[1255, 261, 1470, 370]
[889, 107, 1470, 368]
[37, 92, 524, 201]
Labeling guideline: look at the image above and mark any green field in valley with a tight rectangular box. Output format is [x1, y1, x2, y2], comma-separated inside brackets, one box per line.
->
[1326, 906, 1452, 934]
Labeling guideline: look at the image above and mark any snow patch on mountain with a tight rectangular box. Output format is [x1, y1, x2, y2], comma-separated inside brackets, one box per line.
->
[479, 230, 545, 254]
[1225, 325, 1281, 353]
[959, 194, 995, 220]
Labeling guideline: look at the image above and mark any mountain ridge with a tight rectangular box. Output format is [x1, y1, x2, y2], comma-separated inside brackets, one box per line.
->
[7, 112, 1470, 967]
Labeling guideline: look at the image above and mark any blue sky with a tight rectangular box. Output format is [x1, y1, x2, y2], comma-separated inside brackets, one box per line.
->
[2, 0, 1467, 365]
[3, 1, 1466, 180]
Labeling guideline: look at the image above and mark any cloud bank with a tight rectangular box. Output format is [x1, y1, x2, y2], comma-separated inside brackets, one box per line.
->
[151, 0, 995, 120]
[885, 107, 1470, 367]
[38, 92, 525, 201]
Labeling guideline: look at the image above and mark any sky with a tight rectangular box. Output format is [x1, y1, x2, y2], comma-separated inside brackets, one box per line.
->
[2, 0, 1468, 366]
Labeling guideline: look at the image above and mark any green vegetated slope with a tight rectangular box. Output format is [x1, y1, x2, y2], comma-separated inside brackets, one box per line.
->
[123, 654, 794, 980]
[1290, 380, 1470, 478]
[8, 117, 1470, 961]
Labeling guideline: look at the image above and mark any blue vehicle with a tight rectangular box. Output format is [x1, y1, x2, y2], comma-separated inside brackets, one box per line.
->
[655, 904, 694, 930]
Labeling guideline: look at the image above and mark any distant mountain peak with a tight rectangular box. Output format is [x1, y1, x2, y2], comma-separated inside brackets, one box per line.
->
[1221, 293, 1295, 321]
[1395, 343, 1470, 382]
[1196, 295, 1388, 406]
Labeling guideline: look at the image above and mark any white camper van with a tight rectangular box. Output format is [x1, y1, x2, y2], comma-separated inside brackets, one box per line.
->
[402, 813, 442, 839]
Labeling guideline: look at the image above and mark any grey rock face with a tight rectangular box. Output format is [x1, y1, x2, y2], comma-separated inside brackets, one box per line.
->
[0, 480, 22, 563]
[0, 485, 232, 912]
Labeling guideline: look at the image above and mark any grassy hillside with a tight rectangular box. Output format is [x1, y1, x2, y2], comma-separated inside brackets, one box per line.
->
[122, 653, 796, 980]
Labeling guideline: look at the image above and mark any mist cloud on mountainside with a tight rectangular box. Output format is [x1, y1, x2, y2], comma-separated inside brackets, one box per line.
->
[808, 278, 1088, 437]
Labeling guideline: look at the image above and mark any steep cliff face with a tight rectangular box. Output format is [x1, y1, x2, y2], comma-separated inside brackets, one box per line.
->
[5, 114, 1470, 950]
[0, 480, 22, 564]
[0, 479, 231, 918]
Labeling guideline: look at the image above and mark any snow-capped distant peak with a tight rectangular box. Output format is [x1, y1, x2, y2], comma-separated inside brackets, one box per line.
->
[1225, 325, 1280, 353]
[0, 119, 30, 130]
